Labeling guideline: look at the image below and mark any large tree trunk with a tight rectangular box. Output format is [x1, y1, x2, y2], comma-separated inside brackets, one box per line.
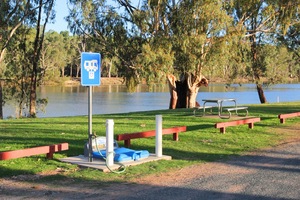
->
[29, 0, 54, 117]
[167, 73, 208, 109]
[29, 69, 37, 117]
[29, 0, 42, 117]
[108, 60, 113, 78]
[61, 66, 65, 77]
[176, 79, 188, 108]
[76, 64, 80, 78]
[167, 74, 177, 109]
[256, 83, 267, 103]
[250, 19, 267, 104]
[70, 63, 73, 78]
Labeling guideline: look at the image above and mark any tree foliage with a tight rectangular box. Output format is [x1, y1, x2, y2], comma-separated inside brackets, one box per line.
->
[225, 0, 300, 103]
[0, 0, 55, 118]
[1, 0, 300, 118]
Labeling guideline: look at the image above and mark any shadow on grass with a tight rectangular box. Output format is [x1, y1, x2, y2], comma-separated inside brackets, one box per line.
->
[186, 123, 214, 131]
[250, 104, 299, 116]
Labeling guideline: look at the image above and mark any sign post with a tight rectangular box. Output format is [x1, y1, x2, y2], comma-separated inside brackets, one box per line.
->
[81, 52, 101, 162]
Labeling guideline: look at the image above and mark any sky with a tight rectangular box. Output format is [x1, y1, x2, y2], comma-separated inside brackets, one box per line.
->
[46, 0, 69, 33]
[46, 0, 140, 33]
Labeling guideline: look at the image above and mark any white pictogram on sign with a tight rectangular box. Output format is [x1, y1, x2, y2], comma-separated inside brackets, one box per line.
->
[84, 60, 98, 79]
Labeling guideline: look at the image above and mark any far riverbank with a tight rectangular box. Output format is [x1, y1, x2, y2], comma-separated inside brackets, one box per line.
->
[61, 77, 299, 87]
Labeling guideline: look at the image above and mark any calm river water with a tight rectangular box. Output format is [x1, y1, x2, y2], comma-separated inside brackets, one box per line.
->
[3, 83, 300, 118]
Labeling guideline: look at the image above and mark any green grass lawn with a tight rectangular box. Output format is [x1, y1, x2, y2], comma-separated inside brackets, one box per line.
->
[0, 102, 299, 183]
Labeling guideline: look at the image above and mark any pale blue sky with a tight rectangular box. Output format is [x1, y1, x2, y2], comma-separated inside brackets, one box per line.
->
[46, 0, 69, 33]
[46, 0, 140, 33]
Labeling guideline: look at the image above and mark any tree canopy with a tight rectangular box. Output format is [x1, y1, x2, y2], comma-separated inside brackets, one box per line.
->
[0, 0, 299, 118]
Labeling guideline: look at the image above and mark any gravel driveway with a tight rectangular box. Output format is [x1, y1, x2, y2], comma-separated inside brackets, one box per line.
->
[119, 141, 300, 200]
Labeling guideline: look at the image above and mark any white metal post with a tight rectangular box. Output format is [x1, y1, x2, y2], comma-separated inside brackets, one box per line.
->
[155, 115, 162, 157]
[106, 119, 114, 166]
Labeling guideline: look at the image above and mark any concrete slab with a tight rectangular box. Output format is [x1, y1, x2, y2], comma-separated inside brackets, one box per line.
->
[59, 154, 172, 173]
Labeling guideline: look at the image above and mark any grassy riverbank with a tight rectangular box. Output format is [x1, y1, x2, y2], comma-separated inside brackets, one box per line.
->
[0, 102, 299, 183]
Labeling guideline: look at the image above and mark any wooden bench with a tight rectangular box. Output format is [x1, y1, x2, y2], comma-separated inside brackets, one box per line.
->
[278, 112, 300, 124]
[223, 107, 248, 118]
[0, 143, 69, 160]
[116, 126, 187, 147]
[193, 106, 213, 116]
[215, 117, 260, 134]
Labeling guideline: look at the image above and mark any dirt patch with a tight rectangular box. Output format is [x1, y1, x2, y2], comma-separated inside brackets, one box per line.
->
[1, 123, 300, 199]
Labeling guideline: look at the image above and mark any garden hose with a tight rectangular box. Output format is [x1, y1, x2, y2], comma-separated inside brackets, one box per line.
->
[93, 135, 126, 174]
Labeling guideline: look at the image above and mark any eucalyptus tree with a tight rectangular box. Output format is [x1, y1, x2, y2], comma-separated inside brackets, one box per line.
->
[124, 0, 233, 108]
[260, 45, 294, 83]
[0, 0, 55, 118]
[228, 0, 300, 103]
[43, 31, 80, 80]
[0, 0, 36, 119]
[66, 0, 146, 89]
[276, 7, 300, 81]
[41, 31, 67, 82]
[67, 0, 235, 108]
[167, 0, 237, 108]
[0, 0, 36, 64]
[69, 35, 85, 78]
[4, 27, 34, 118]
[27, 0, 55, 117]
[61, 32, 80, 78]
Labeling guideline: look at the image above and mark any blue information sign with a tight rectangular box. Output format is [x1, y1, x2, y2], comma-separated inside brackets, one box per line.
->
[81, 52, 101, 86]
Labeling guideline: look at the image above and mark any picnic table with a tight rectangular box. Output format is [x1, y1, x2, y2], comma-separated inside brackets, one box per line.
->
[202, 98, 248, 119]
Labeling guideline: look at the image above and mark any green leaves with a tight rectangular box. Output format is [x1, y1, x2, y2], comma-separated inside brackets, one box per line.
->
[63, 0, 299, 86]
[136, 40, 174, 85]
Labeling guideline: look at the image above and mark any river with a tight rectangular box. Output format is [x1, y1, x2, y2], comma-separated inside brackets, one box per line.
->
[3, 83, 300, 119]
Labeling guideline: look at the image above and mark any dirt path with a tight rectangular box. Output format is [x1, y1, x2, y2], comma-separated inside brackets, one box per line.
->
[0, 123, 299, 200]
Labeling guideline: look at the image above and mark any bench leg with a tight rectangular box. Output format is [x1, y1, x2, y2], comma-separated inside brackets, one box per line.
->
[220, 113, 231, 119]
[193, 109, 199, 116]
[280, 118, 285, 124]
[228, 111, 232, 119]
[220, 127, 226, 134]
[124, 139, 131, 148]
[193, 108, 206, 117]
[46, 152, 54, 159]
[47, 145, 55, 159]
[248, 123, 254, 129]
[173, 133, 179, 141]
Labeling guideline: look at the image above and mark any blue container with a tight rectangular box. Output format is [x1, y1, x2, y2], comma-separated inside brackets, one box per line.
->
[92, 147, 149, 162]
